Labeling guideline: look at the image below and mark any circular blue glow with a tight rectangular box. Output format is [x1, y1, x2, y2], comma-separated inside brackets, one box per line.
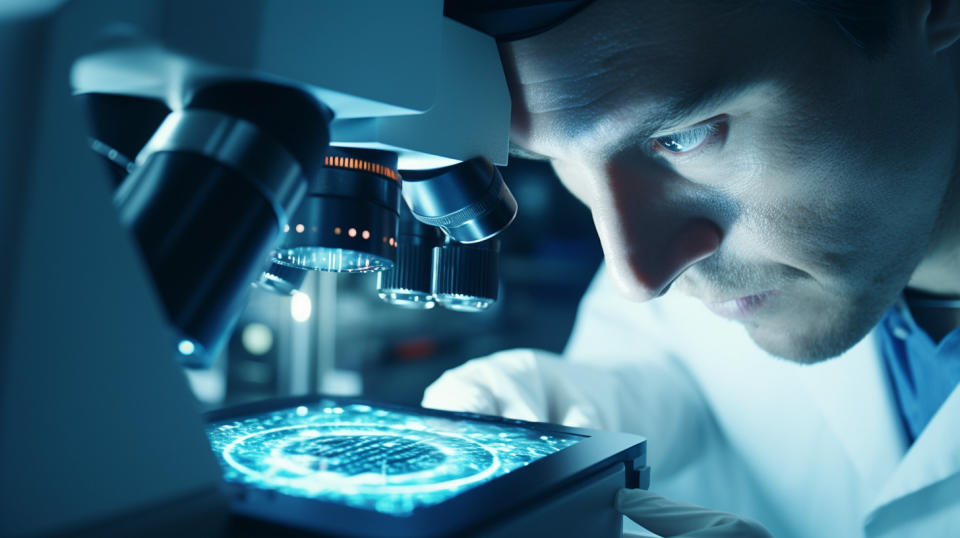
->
[205, 402, 581, 515]
[177, 339, 196, 355]
[274, 247, 392, 273]
[222, 424, 500, 495]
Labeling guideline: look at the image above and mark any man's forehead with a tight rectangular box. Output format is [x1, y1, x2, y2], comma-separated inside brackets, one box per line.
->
[507, 78, 746, 161]
[500, 0, 818, 157]
[503, 1, 701, 80]
[503, 0, 779, 78]
[499, 3, 736, 156]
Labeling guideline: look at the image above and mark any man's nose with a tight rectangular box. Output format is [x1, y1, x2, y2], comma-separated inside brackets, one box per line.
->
[591, 164, 723, 302]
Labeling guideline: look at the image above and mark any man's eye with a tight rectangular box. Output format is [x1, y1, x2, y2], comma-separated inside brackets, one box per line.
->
[653, 121, 723, 154]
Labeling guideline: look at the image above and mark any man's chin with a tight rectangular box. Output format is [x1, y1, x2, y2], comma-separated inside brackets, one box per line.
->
[743, 322, 867, 364]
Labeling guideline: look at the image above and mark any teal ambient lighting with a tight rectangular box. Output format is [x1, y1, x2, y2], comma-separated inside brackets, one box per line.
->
[205, 401, 582, 516]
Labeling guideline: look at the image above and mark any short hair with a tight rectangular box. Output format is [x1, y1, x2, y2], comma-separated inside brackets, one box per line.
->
[791, 0, 900, 56]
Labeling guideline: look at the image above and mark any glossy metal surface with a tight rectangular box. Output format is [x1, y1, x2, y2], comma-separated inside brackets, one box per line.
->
[136, 109, 305, 226]
[377, 205, 442, 308]
[433, 238, 500, 312]
[275, 147, 400, 272]
[402, 157, 517, 243]
[115, 82, 330, 362]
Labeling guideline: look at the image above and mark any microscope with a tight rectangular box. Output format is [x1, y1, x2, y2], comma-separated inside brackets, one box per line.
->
[0, 1, 647, 535]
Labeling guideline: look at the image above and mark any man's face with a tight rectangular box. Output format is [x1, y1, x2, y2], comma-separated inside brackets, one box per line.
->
[503, 0, 958, 362]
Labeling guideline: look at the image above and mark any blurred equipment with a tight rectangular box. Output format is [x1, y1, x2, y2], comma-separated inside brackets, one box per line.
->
[256, 262, 309, 296]
[79, 92, 171, 185]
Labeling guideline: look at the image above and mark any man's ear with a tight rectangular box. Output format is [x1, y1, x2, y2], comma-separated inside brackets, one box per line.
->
[920, 0, 960, 52]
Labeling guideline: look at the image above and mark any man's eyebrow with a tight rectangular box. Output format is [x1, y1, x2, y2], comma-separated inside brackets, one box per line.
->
[508, 80, 750, 162]
[634, 80, 748, 138]
[575, 79, 749, 160]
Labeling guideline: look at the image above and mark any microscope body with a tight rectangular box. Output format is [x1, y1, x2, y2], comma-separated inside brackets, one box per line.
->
[0, 1, 508, 534]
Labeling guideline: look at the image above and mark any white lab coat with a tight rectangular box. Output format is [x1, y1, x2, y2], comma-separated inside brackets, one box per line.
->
[425, 264, 960, 537]
[559, 265, 960, 538]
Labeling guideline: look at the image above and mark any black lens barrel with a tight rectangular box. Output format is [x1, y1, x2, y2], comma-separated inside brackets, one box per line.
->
[377, 205, 443, 305]
[114, 81, 332, 363]
[433, 238, 500, 312]
[275, 147, 401, 273]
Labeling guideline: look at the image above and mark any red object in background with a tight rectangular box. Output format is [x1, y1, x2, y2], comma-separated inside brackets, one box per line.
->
[393, 338, 437, 362]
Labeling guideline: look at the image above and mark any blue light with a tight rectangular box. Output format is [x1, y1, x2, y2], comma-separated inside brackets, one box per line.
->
[177, 339, 196, 355]
[205, 401, 582, 515]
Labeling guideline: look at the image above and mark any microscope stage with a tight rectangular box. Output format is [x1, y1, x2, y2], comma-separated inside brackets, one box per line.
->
[207, 401, 581, 516]
[206, 397, 647, 536]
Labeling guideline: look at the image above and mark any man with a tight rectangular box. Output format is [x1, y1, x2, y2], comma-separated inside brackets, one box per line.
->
[426, 1, 960, 536]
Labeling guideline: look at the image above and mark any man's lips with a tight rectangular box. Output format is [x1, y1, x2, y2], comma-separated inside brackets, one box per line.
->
[702, 291, 776, 319]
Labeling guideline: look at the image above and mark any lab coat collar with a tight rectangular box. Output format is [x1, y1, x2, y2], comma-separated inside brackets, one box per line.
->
[865, 381, 960, 520]
[801, 321, 960, 521]
[798, 329, 907, 501]
[783, 299, 960, 529]
[862, 295, 960, 519]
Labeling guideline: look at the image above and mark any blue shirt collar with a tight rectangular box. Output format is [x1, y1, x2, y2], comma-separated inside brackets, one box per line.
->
[879, 297, 960, 444]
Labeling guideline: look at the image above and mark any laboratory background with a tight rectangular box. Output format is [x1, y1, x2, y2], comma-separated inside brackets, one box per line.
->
[8, 0, 960, 536]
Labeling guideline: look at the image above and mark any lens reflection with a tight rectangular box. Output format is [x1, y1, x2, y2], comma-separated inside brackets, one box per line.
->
[377, 289, 437, 309]
[275, 148, 400, 272]
[435, 293, 494, 312]
[274, 247, 393, 273]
